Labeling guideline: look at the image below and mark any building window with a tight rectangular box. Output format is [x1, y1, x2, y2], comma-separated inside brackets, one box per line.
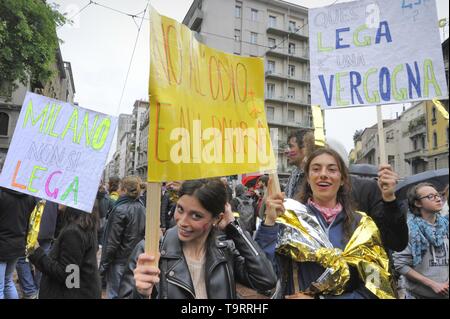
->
[289, 20, 297, 32]
[251, 8, 258, 21]
[432, 106, 437, 124]
[234, 29, 241, 42]
[268, 38, 276, 49]
[267, 83, 275, 98]
[267, 106, 275, 121]
[421, 135, 425, 149]
[413, 138, 417, 150]
[235, 4, 241, 18]
[0, 112, 8, 136]
[269, 15, 277, 28]
[434, 158, 438, 170]
[288, 42, 295, 55]
[288, 87, 295, 99]
[267, 60, 275, 73]
[250, 32, 258, 44]
[433, 131, 438, 148]
[308, 109, 313, 127]
[288, 65, 295, 77]
[0, 81, 13, 98]
[288, 109, 295, 122]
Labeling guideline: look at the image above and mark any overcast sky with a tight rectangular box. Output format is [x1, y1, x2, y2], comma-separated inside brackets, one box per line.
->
[53, 0, 449, 158]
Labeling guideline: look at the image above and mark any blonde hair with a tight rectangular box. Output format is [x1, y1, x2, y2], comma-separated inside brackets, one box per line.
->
[121, 176, 142, 199]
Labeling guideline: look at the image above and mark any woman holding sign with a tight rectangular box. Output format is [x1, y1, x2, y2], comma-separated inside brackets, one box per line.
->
[27, 205, 101, 299]
[119, 179, 276, 299]
[255, 148, 396, 299]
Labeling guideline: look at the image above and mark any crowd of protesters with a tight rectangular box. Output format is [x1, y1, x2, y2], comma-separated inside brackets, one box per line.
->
[0, 130, 448, 299]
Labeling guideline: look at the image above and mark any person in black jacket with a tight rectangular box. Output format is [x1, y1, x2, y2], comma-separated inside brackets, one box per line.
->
[28, 205, 101, 299]
[119, 179, 276, 299]
[160, 181, 182, 232]
[350, 174, 408, 252]
[15, 200, 59, 299]
[96, 184, 113, 246]
[100, 175, 146, 299]
[0, 187, 37, 299]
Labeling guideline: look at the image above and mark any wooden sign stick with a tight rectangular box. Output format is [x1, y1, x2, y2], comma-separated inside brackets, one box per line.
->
[376, 105, 387, 165]
[145, 182, 161, 266]
[376, 104, 390, 191]
[269, 171, 281, 194]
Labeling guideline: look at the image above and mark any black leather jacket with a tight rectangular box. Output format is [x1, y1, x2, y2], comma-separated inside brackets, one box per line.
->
[119, 221, 277, 299]
[100, 196, 145, 275]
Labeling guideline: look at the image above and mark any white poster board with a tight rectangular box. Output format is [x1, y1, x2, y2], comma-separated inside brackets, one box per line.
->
[309, 0, 448, 109]
[0, 92, 117, 212]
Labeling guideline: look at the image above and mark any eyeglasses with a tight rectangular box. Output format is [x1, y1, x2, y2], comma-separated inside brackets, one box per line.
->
[417, 194, 442, 201]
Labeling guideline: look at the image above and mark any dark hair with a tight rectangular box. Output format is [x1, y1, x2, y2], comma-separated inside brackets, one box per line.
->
[109, 176, 120, 192]
[287, 129, 311, 148]
[297, 147, 355, 242]
[258, 175, 269, 187]
[61, 203, 99, 233]
[178, 179, 227, 218]
[407, 182, 438, 216]
[235, 184, 246, 197]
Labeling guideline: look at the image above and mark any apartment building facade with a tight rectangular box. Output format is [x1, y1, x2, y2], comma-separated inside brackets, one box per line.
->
[183, 0, 312, 174]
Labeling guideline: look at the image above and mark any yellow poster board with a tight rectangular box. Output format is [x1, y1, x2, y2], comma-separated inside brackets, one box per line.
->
[311, 105, 325, 147]
[148, 9, 276, 182]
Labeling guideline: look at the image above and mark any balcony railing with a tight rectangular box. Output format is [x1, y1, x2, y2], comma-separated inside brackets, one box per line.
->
[404, 148, 427, 160]
[265, 95, 310, 106]
[266, 47, 309, 62]
[265, 71, 310, 83]
[266, 25, 308, 41]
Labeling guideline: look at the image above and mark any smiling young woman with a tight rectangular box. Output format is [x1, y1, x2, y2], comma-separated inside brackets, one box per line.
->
[119, 179, 276, 299]
[255, 147, 392, 299]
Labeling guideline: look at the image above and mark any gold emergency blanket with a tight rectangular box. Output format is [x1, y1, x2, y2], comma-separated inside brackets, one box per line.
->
[26, 200, 46, 256]
[275, 199, 395, 299]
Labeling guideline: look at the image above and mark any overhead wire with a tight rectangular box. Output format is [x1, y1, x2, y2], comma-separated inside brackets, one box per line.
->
[57, 0, 342, 112]
[116, 0, 151, 114]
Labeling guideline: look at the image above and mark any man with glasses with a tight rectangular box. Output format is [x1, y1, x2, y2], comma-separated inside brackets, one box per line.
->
[393, 182, 449, 299]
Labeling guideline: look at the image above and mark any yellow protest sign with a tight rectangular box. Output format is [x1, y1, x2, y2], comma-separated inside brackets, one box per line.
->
[311, 105, 326, 147]
[148, 8, 276, 182]
[432, 98, 449, 120]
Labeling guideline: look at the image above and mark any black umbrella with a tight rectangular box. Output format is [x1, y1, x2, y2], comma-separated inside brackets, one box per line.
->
[395, 168, 449, 200]
[349, 164, 378, 178]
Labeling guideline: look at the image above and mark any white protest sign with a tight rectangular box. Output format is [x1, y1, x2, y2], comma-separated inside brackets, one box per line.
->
[0, 92, 117, 212]
[309, 0, 448, 109]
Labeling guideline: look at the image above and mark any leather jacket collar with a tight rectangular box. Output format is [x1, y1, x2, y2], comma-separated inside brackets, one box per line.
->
[159, 227, 230, 298]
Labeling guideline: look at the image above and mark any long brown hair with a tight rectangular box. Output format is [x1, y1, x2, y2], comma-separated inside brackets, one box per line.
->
[61, 203, 99, 234]
[296, 148, 355, 242]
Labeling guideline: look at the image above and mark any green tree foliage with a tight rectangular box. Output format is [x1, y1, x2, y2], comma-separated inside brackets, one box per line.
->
[0, 0, 66, 92]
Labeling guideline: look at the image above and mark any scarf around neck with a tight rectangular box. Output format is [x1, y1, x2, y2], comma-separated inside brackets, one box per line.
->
[407, 213, 449, 267]
[308, 198, 343, 224]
